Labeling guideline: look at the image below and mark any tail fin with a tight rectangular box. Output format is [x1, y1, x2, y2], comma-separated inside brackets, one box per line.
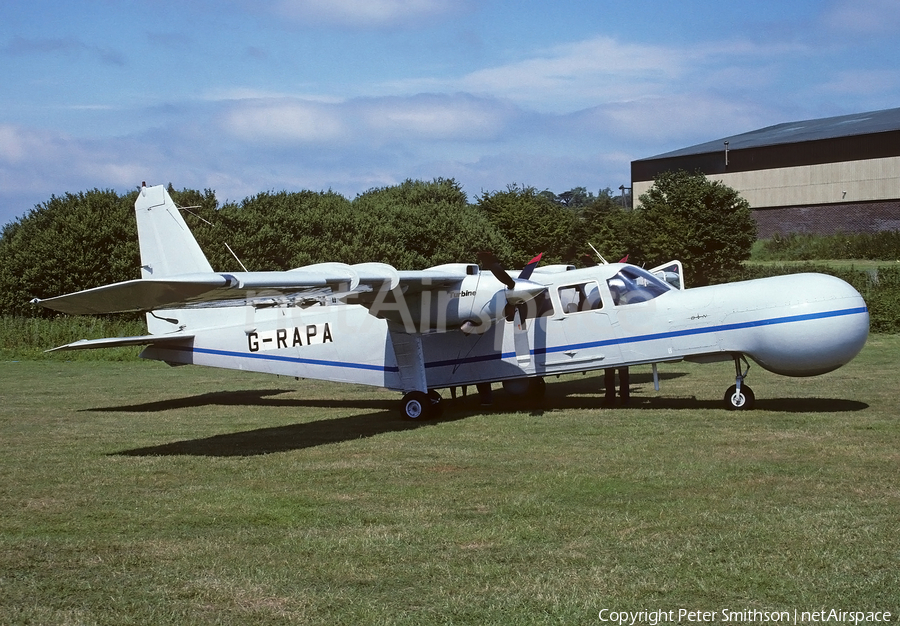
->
[135, 184, 213, 278]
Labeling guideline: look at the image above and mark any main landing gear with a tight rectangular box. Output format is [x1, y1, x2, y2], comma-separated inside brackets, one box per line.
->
[401, 390, 443, 420]
[724, 354, 755, 410]
[400, 377, 546, 419]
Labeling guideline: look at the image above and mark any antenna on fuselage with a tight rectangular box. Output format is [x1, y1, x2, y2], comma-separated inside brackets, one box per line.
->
[588, 243, 609, 265]
[177, 204, 249, 272]
[224, 242, 249, 272]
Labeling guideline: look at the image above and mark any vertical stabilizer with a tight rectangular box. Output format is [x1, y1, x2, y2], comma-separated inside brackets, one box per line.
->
[135, 184, 213, 278]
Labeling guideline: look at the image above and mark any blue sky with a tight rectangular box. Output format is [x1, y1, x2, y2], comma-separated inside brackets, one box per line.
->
[1, 0, 899, 225]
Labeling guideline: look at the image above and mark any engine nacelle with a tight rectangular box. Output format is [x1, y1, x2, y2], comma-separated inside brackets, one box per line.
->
[386, 274, 507, 333]
[361, 272, 547, 334]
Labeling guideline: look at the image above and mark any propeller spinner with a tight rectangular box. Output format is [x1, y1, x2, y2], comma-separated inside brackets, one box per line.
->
[476, 252, 545, 363]
[476, 251, 545, 307]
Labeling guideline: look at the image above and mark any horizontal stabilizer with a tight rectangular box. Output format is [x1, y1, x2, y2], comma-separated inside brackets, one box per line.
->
[46, 332, 195, 352]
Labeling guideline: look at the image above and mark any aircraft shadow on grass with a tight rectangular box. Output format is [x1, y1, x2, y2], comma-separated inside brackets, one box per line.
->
[115, 405, 466, 458]
[104, 371, 866, 458]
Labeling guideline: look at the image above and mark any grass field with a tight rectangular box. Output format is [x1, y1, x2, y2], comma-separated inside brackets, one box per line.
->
[2, 336, 898, 625]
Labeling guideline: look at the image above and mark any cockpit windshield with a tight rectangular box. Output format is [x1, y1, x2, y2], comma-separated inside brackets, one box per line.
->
[607, 266, 672, 306]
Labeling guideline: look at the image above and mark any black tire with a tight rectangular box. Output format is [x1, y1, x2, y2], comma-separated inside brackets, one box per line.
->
[724, 384, 755, 410]
[428, 389, 444, 418]
[401, 391, 431, 419]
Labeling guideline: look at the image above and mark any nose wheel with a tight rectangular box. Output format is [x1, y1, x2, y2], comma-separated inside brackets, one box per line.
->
[724, 355, 755, 410]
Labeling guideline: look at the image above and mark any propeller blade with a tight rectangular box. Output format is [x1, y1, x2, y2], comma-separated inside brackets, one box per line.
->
[512, 306, 531, 365]
[518, 253, 543, 280]
[476, 251, 515, 290]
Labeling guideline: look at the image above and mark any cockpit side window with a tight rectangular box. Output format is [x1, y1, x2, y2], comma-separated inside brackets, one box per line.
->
[520, 290, 554, 319]
[558, 281, 604, 314]
[607, 267, 670, 306]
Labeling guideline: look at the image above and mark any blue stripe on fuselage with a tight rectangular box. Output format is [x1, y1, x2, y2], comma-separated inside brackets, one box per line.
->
[158, 343, 401, 373]
[151, 305, 868, 373]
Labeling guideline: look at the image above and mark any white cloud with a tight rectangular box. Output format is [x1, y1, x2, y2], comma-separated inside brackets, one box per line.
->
[0, 126, 152, 222]
[270, 0, 467, 28]
[569, 96, 772, 146]
[0, 125, 36, 163]
[456, 37, 692, 110]
[218, 93, 518, 147]
[360, 94, 514, 141]
[221, 99, 348, 144]
[390, 36, 807, 115]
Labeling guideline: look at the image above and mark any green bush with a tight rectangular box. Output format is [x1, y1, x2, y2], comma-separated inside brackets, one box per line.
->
[757, 231, 900, 261]
[0, 189, 140, 317]
[630, 170, 757, 286]
[476, 184, 576, 265]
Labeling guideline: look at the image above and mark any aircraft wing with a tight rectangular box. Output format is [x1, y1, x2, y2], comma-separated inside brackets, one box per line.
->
[32, 263, 402, 315]
[341, 266, 469, 306]
[46, 332, 195, 352]
[395, 269, 469, 292]
[33, 260, 473, 317]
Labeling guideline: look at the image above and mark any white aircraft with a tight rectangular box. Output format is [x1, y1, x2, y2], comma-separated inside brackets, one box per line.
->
[33, 184, 870, 418]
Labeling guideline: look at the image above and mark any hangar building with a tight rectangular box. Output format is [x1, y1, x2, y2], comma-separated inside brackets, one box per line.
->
[631, 107, 900, 237]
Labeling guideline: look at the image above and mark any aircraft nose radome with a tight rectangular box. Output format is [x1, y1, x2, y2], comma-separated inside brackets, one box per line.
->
[746, 273, 869, 377]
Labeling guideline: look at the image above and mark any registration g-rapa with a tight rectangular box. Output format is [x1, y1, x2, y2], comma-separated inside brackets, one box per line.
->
[33, 184, 870, 418]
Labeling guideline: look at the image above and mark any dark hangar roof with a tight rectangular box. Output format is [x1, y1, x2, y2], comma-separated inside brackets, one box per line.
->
[632, 106, 900, 181]
[640, 107, 900, 160]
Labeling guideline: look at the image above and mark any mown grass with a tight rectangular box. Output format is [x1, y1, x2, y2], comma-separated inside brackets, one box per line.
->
[1, 337, 898, 625]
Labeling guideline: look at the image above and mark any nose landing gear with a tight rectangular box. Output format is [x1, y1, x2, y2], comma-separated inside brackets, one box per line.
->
[724, 354, 755, 410]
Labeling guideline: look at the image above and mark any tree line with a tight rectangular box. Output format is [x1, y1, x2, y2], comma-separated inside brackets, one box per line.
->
[0, 171, 757, 317]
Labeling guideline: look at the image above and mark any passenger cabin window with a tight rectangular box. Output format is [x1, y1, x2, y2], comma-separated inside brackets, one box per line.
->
[558, 281, 604, 314]
[607, 267, 671, 306]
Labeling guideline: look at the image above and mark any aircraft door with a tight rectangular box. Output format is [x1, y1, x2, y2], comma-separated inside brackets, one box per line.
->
[606, 267, 672, 363]
[546, 280, 622, 371]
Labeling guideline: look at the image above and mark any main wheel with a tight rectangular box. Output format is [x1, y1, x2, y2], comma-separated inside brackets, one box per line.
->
[401, 391, 431, 419]
[724, 384, 755, 410]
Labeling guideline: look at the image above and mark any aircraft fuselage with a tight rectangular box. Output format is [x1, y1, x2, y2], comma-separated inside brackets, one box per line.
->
[140, 265, 868, 392]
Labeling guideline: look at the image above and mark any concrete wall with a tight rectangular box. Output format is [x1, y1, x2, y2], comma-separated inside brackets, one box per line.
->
[634, 156, 900, 209]
[708, 156, 900, 208]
